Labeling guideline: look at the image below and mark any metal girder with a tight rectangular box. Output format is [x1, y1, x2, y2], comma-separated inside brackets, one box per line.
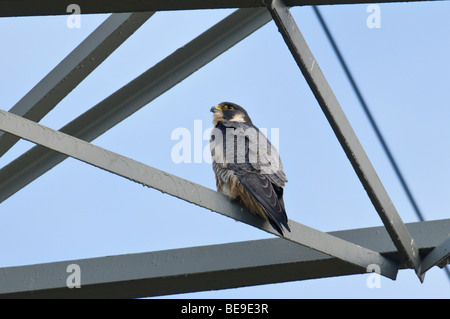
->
[266, 0, 423, 280]
[312, 6, 426, 222]
[0, 109, 399, 279]
[0, 12, 154, 158]
[0, 0, 445, 296]
[0, 0, 444, 18]
[0, 8, 272, 203]
[420, 237, 450, 275]
[0, 219, 447, 298]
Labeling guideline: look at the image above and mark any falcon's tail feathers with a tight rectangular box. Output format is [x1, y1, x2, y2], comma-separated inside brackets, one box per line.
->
[267, 212, 290, 236]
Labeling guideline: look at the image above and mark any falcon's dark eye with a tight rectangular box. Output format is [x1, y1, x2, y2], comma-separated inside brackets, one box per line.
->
[226, 105, 234, 110]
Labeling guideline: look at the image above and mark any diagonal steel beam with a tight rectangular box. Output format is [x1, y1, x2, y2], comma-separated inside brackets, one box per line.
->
[0, 219, 447, 298]
[0, 109, 399, 279]
[0, 12, 154, 158]
[266, 0, 423, 280]
[0, 0, 443, 17]
[420, 236, 450, 276]
[0, 8, 272, 203]
[312, 6, 426, 223]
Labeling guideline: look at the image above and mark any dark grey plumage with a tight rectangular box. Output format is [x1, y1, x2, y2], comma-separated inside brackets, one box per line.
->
[210, 102, 290, 235]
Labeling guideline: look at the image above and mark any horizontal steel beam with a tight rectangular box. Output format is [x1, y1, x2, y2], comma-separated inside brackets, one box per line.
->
[0, 0, 444, 17]
[0, 109, 398, 279]
[420, 236, 450, 275]
[0, 12, 154, 158]
[0, 8, 271, 203]
[0, 219, 447, 298]
[266, 0, 423, 280]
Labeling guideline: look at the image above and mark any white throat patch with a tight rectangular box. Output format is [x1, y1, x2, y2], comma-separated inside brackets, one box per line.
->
[229, 113, 246, 123]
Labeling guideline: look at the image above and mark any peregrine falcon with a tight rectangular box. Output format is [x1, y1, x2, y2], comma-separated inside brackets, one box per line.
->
[210, 102, 290, 235]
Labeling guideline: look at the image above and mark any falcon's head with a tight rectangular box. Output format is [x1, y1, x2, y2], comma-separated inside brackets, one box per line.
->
[210, 102, 253, 126]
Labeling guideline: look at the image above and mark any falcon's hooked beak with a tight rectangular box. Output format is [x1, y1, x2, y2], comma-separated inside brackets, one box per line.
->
[210, 105, 222, 113]
[211, 104, 224, 126]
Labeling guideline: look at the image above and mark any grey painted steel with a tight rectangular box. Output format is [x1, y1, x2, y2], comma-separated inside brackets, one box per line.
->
[0, 0, 443, 295]
[0, 0, 442, 17]
[420, 236, 450, 275]
[0, 219, 447, 298]
[0, 8, 272, 203]
[0, 12, 154, 158]
[266, 0, 422, 279]
[312, 6, 425, 222]
[0, 109, 398, 279]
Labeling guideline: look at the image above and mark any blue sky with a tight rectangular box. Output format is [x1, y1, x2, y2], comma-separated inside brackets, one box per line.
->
[0, 2, 449, 298]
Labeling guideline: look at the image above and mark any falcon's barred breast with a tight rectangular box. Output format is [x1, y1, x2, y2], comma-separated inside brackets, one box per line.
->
[210, 102, 290, 235]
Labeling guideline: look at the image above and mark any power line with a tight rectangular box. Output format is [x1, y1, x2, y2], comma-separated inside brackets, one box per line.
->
[312, 6, 450, 280]
[312, 6, 425, 222]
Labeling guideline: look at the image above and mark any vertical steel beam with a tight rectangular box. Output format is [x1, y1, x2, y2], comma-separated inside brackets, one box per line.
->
[265, 0, 423, 280]
[0, 12, 154, 158]
[0, 8, 272, 203]
[0, 109, 399, 280]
